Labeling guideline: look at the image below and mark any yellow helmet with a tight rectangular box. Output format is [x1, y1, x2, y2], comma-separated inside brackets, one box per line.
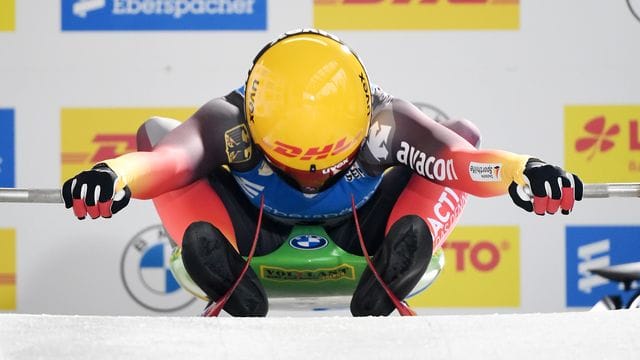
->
[245, 29, 372, 193]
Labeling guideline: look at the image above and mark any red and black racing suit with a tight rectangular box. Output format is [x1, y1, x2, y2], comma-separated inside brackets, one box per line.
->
[100, 85, 530, 258]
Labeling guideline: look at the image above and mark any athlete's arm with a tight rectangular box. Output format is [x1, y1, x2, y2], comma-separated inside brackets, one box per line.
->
[62, 94, 251, 219]
[392, 99, 531, 197]
[102, 97, 239, 199]
[363, 98, 582, 214]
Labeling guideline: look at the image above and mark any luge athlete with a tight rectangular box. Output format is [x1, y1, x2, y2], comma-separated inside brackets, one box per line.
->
[62, 29, 582, 317]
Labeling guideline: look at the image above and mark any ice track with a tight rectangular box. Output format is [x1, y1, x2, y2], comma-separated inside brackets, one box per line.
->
[1, 310, 639, 360]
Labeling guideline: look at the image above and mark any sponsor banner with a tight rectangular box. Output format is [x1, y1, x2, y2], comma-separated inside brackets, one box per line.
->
[61, 108, 194, 183]
[0, 229, 16, 311]
[0, 109, 15, 187]
[259, 264, 356, 282]
[566, 226, 640, 307]
[565, 105, 640, 182]
[314, 0, 519, 30]
[62, 0, 267, 31]
[409, 226, 519, 307]
[0, 0, 15, 31]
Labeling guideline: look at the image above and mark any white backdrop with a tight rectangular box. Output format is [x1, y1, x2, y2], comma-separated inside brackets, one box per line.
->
[0, 0, 639, 316]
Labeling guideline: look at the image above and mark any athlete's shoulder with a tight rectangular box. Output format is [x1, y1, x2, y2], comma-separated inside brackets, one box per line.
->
[371, 84, 393, 113]
[356, 85, 395, 176]
[193, 90, 244, 127]
[179, 88, 258, 169]
[215, 87, 261, 169]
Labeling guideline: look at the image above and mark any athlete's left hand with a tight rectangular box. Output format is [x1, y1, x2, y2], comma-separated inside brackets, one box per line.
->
[508, 158, 583, 215]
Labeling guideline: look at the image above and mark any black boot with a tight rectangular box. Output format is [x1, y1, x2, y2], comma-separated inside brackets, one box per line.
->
[181, 221, 268, 317]
[350, 215, 433, 316]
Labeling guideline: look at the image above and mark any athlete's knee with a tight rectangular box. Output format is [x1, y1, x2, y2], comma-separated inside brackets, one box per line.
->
[388, 215, 429, 236]
[182, 221, 227, 258]
[350, 215, 433, 316]
[181, 221, 229, 288]
[136, 116, 181, 151]
[181, 220, 268, 317]
[386, 215, 433, 259]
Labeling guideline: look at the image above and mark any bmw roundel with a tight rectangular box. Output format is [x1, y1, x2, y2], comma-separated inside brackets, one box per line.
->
[121, 225, 196, 312]
[289, 235, 329, 250]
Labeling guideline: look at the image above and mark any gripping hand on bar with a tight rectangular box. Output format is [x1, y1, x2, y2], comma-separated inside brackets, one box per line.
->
[0, 164, 131, 221]
[508, 158, 583, 215]
[59, 163, 131, 219]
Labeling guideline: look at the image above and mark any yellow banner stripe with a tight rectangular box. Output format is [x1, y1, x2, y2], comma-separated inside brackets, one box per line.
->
[0, 229, 16, 310]
[0, 0, 15, 32]
[314, 0, 519, 30]
[409, 226, 519, 308]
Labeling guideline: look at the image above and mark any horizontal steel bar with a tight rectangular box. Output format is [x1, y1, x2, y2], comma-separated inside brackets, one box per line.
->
[1, 183, 639, 204]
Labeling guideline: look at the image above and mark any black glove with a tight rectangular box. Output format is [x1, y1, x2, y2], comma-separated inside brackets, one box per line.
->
[508, 158, 583, 215]
[62, 163, 131, 220]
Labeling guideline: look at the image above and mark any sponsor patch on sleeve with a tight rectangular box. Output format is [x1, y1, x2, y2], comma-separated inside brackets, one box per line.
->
[225, 124, 252, 163]
[469, 162, 502, 182]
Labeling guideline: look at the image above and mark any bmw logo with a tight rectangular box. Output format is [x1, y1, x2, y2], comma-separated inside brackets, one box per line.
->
[121, 225, 196, 312]
[289, 235, 329, 250]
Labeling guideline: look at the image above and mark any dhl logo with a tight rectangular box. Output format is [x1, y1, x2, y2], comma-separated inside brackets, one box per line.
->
[271, 137, 355, 161]
[409, 226, 519, 307]
[60, 108, 194, 183]
[565, 105, 640, 183]
[0, 273, 15, 285]
[0, 0, 15, 31]
[314, 0, 519, 30]
[62, 134, 137, 164]
[0, 229, 16, 310]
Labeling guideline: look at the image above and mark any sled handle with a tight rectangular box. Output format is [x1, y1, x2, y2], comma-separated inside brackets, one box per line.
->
[578, 183, 640, 198]
[0, 183, 639, 203]
[0, 188, 63, 203]
[520, 182, 640, 199]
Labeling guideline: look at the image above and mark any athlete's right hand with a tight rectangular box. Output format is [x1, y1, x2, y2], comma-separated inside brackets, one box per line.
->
[62, 163, 131, 220]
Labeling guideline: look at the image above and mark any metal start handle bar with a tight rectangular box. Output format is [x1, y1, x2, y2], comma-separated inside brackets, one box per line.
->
[0, 183, 639, 203]
[0, 188, 64, 203]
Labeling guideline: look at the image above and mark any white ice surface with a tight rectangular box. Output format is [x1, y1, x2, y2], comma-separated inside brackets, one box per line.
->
[1, 310, 640, 360]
